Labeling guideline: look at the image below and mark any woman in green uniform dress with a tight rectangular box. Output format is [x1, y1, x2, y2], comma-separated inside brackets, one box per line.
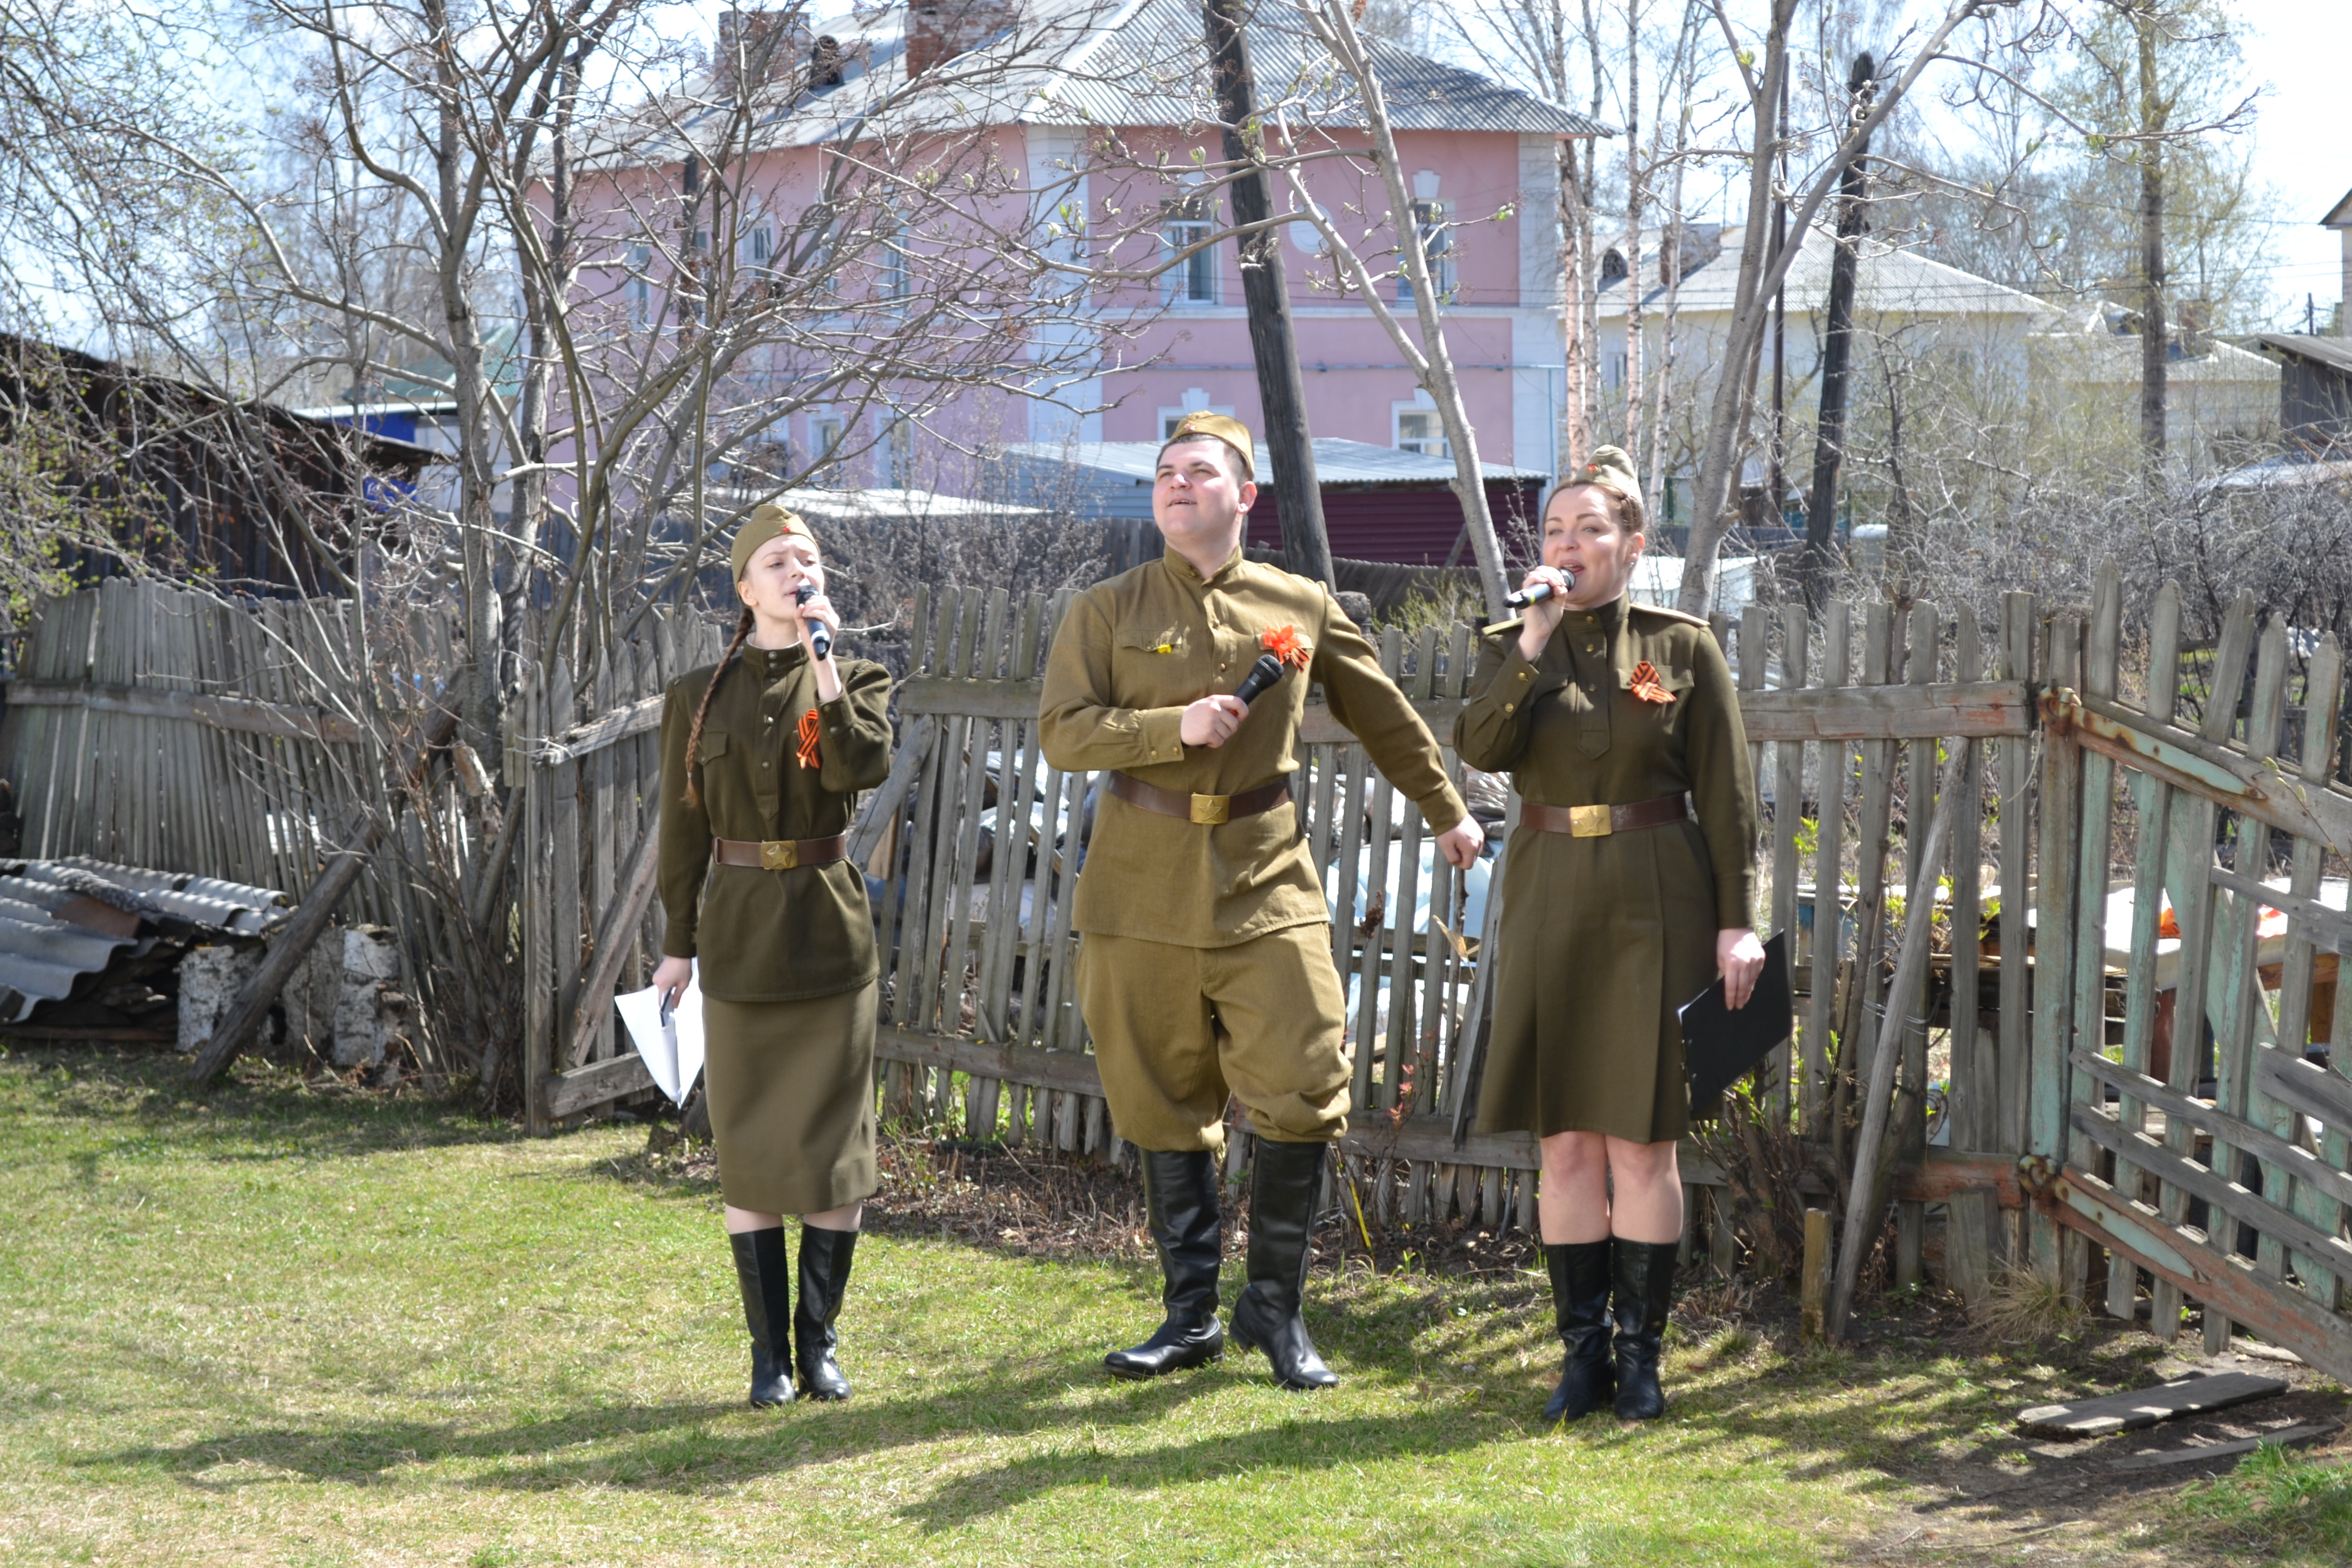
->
[1455, 448, 1763, 1423]
[651, 503, 894, 1408]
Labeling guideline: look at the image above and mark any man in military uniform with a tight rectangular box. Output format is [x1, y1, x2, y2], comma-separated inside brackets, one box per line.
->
[1040, 412, 1483, 1390]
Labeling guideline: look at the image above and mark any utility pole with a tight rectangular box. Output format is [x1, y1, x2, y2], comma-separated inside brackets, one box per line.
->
[1203, 0, 1335, 587]
[1800, 54, 1876, 611]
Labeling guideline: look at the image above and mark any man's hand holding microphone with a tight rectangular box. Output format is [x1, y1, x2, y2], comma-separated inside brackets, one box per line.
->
[1177, 652, 1482, 871]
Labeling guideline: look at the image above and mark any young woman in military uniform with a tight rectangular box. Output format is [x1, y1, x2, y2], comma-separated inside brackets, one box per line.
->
[650, 503, 894, 1408]
[1455, 448, 1763, 1423]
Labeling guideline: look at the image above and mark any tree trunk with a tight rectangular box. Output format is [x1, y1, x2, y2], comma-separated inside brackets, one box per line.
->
[1620, 0, 1642, 455]
[1558, 139, 1586, 478]
[2137, 10, 2167, 476]
[1674, 0, 1791, 616]
[1800, 55, 1876, 610]
[1205, 0, 1335, 588]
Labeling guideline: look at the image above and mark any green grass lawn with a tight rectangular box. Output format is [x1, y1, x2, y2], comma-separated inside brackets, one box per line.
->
[2, 1046, 2348, 1566]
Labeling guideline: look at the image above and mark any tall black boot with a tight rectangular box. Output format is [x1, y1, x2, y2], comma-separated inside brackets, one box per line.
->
[728, 1227, 796, 1408]
[1541, 1240, 1614, 1422]
[794, 1224, 858, 1401]
[1229, 1138, 1339, 1390]
[1106, 1149, 1226, 1379]
[1610, 1238, 1681, 1421]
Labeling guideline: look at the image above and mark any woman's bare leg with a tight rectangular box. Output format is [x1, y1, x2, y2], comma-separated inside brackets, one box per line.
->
[1601, 1137, 1683, 1244]
[800, 1202, 863, 1232]
[1536, 1131, 1611, 1244]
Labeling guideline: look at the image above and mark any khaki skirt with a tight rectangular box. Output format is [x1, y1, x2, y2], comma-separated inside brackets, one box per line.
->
[1475, 817, 1722, 1145]
[701, 982, 879, 1214]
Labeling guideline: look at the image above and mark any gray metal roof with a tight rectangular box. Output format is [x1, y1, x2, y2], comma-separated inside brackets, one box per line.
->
[2255, 332, 2352, 377]
[0, 857, 290, 1024]
[600, 0, 1610, 161]
[1004, 436, 1544, 486]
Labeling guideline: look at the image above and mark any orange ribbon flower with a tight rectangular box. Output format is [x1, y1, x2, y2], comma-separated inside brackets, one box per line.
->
[1629, 660, 1675, 705]
[795, 707, 822, 769]
[1260, 624, 1311, 669]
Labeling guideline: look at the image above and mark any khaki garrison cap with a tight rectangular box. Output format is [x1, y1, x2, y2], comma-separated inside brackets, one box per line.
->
[1164, 411, 1256, 479]
[1571, 445, 1643, 509]
[730, 502, 818, 580]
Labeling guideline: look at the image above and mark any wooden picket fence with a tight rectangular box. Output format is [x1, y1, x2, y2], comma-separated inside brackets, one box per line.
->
[0, 577, 481, 1055]
[19, 560, 2352, 1378]
[524, 580, 2051, 1272]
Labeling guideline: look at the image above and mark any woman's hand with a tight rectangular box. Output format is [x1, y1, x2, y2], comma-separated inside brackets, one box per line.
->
[1716, 927, 1767, 1009]
[798, 590, 843, 700]
[1514, 566, 1570, 662]
[651, 955, 693, 1010]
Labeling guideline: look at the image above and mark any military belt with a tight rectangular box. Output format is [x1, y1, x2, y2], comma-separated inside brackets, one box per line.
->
[1519, 795, 1689, 839]
[712, 832, 851, 871]
[1108, 771, 1291, 827]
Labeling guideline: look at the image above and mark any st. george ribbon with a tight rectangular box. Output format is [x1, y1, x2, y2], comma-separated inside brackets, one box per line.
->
[794, 582, 833, 659]
[1231, 652, 1286, 706]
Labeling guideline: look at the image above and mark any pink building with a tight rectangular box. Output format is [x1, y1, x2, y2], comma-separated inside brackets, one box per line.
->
[579, 1, 1608, 534]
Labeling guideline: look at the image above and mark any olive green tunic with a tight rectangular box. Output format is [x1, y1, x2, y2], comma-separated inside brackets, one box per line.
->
[1039, 543, 1467, 1153]
[1039, 544, 1467, 947]
[656, 644, 893, 1000]
[656, 642, 894, 1214]
[1454, 595, 1757, 1143]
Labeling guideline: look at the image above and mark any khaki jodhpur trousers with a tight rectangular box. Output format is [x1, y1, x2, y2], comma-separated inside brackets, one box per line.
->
[1076, 924, 1352, 1154]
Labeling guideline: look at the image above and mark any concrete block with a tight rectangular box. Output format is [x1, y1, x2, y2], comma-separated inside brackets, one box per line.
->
[330, 925, 402, 1068]
[177, 944, 261, 1055]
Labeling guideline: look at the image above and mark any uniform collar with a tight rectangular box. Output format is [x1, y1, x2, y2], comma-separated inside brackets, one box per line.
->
[1564, 594, 1629, 635]
[1164, 540, 1247, 588]
[745, 641, 811, 680]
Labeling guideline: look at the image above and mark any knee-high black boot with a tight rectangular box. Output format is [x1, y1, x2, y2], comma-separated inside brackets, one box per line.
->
[794, 1224, 858, 1401]
[728, 1227, 796, 1408]
[1541, 1240, 1614, 1422]
[1229, 1139, 1339, 1391]
[1106, 1148, 1226, 1379]
[1610, 1239, 1681, 1421]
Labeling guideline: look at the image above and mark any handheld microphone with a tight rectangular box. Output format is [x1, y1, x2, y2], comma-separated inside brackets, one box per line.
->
[794, 582, 833, 659]
[1231, 653, 1286, 706]
[1503, 566, 1577, 611]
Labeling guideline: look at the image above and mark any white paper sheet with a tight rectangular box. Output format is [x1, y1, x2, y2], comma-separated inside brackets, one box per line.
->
[615, 966, 705, 1105]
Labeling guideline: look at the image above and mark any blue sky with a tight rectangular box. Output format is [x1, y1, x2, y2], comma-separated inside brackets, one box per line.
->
[2235, 0, 2350, 327]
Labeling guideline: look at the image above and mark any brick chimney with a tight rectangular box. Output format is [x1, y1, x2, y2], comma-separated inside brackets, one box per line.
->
[715, 8, 812, 95]
[905, 0, 1018, 79]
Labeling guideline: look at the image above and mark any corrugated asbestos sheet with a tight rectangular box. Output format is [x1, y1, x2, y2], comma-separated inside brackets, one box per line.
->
[0, 857, 290, 1024]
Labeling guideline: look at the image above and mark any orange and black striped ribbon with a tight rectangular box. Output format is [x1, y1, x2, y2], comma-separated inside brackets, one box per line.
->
[795, 707, 821, 769]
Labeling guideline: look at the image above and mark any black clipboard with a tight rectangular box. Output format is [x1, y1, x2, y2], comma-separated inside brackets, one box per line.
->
[1680, 930, 1795, 1106]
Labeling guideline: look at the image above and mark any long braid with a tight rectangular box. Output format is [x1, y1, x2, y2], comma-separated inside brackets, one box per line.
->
[681, 607, 755, 809]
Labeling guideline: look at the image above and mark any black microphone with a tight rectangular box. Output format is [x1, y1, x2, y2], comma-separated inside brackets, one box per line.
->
[1232, 653, 1285, 706]
[795, 582, 832, 659]
[1503, 566, 1578, 611]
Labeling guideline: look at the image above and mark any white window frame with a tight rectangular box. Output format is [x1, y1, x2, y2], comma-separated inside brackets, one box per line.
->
[1158, 387, 1235, 440]
[1398, 199, 1454, 306]
[625, 243, 652, 329]
[1393, 393, 1450, 458]
[1162, 193, 1217, 307]
[808, 413, 845, 483]
[876, 416, 914, 487]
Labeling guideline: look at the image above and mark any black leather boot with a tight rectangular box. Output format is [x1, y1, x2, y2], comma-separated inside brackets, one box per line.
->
[794, 1224, 858, 1401]
[1229, 1139, 1339, 1390]
[728, 1227, 796, 1408]
[1541, 1240, 1614, 1422]
[1106, 1148, 1226, 1379]
[1610, 1238, 1681, 1420]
